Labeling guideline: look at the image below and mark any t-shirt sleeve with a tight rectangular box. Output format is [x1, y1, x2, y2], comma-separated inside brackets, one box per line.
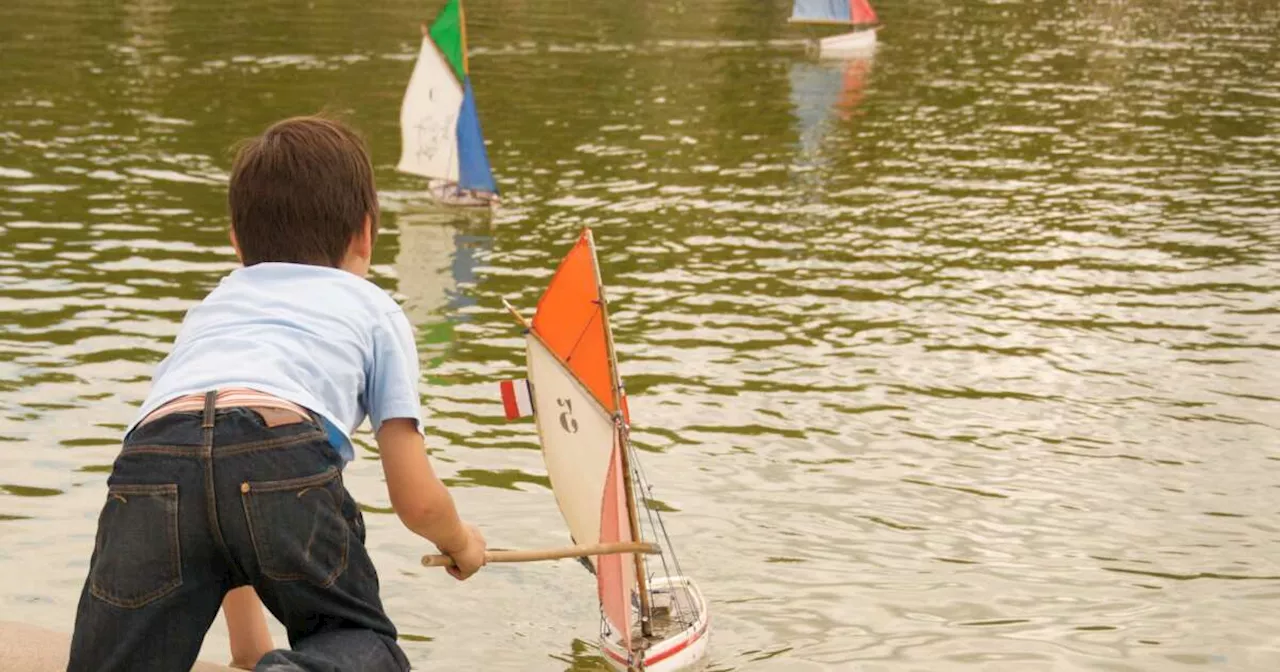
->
[365, 308, 424, 434]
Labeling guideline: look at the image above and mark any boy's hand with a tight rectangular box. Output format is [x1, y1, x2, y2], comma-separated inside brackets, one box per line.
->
[441, 523, 486, 580]
[375, 419, 486, 579]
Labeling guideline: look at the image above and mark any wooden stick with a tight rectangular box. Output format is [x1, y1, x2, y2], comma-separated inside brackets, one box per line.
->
[501, 298, 530, 329]
[421, 541, 659, 568]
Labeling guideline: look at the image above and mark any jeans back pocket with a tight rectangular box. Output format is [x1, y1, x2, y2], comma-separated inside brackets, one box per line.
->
[241, 467, 349, 587]
[90, 483, 182, 609]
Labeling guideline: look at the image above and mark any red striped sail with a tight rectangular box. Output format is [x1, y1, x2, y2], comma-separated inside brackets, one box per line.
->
[597, 433, 634, 655]
[850, 0, 877, 24]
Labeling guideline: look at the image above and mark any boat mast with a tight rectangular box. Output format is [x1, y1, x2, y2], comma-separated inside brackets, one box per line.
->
[458, 0, 470, 74]
[585, 229, 654, 640]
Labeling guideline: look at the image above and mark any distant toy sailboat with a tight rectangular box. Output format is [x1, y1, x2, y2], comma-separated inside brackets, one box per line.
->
[498, 229, 710, 671]
[398, 0, 499, 208]
[789, 0, 880, 57]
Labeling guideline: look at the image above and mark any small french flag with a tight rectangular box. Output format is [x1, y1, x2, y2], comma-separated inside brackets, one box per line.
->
[499, 379, 534, 421]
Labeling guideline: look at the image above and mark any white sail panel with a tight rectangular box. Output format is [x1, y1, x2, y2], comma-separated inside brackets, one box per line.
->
[397, 37, 463, 181]
[527, 334, 615, 560]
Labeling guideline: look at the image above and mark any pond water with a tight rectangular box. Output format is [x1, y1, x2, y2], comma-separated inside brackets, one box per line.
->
[1, 0, 1278, 669]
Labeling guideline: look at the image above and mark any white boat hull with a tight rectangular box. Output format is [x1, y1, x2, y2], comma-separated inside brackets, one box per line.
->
[817, 28, 877, 58]
[426, 179, 499, 208]
[600, 576, 710, 672]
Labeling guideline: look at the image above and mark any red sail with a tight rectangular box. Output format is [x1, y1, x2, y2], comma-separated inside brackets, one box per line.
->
[850, 0, 878, 24]
[597, 435, 634, 655]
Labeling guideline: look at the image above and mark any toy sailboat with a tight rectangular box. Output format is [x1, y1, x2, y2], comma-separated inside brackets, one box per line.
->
[397, 0, 499, 208]
[498, 229, 710, 671]
[789, 0, 880, 57]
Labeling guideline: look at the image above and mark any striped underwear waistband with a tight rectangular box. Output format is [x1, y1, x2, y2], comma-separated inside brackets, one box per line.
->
[141, 388, 310, 426]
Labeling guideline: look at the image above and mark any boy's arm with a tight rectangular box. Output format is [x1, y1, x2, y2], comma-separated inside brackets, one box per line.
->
[222, 586, 273, 669]
[376, 418, 486, 579]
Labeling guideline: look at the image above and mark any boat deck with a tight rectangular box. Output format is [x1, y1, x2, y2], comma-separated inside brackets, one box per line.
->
[632, 581, 702, 642]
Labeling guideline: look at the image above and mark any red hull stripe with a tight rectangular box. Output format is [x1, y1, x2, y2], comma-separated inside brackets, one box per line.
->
[602, 616, 710, 667]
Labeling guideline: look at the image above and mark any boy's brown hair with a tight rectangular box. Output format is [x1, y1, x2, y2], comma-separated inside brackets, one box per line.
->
[228, 116, 379, 267]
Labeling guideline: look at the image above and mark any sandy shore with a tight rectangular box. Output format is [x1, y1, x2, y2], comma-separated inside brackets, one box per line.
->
[0, 621, 234, 671]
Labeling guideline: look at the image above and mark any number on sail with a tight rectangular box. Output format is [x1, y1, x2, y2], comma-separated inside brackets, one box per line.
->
[557, 398, 579, 434]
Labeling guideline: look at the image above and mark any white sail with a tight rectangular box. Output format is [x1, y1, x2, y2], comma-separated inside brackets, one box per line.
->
[397, 37, 463, 181]
[526, 334, 615, 561]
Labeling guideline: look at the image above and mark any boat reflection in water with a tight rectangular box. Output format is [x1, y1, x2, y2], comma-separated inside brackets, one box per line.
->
[789, 51, 873, 182]
[390, 205, 490, 368]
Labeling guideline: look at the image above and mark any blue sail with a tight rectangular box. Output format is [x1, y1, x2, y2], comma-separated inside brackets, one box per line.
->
[455, 77, 498, 194]
[791, 0, 852, 23]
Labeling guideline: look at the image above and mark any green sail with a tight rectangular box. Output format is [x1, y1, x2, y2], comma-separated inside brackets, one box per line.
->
[428, 0, 466, 81]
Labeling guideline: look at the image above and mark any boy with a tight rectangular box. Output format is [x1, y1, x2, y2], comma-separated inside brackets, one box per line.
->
[68, 116, 485, 671]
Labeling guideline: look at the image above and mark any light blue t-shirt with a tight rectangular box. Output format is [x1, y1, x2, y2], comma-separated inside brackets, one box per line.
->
[127, 263, 423, 462]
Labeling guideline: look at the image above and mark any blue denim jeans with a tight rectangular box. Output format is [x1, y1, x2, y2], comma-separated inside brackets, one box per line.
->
[68, 393, 410, 672]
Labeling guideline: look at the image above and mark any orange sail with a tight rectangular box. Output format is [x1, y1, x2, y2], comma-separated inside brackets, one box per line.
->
[532, 230, 616, 413]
